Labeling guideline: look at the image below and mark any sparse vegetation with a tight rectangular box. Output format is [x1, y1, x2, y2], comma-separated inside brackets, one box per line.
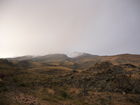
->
[0, 54, 140, 105]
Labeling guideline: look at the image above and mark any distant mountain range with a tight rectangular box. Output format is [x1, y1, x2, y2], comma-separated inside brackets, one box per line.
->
[4, 53, 140, 70]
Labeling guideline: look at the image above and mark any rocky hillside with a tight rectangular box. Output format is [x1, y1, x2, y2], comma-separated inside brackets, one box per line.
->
[0, 54, 140, 105]
[100, 54, 140, 66]
[8, 53, 140, 69]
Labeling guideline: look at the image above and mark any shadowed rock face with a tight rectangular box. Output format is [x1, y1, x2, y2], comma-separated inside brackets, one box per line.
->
[0, 73, 5, 79]
[88, 61, 114, 72]
[16, 60, 33, 68]
[0, 59, 14, 67]
[42, 61, 140, 95]
[120, 64, 137, 68]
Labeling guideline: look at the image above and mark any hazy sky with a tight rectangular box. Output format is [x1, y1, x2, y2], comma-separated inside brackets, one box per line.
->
[0, 0, 140, 58]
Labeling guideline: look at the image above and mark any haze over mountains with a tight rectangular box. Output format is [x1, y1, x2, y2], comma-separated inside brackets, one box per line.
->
[7, 53, 140, 66]
[0, 0, 140, 58]
[0, 0, 140, 104]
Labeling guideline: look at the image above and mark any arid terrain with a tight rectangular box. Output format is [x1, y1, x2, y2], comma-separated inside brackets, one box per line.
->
[0, 53, 140, 105]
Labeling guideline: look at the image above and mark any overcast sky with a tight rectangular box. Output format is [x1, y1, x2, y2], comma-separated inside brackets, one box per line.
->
[0, 0, 140, 58]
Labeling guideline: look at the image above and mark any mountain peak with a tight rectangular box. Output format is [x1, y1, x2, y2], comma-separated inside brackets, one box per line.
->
[68, 52, 96, 58]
